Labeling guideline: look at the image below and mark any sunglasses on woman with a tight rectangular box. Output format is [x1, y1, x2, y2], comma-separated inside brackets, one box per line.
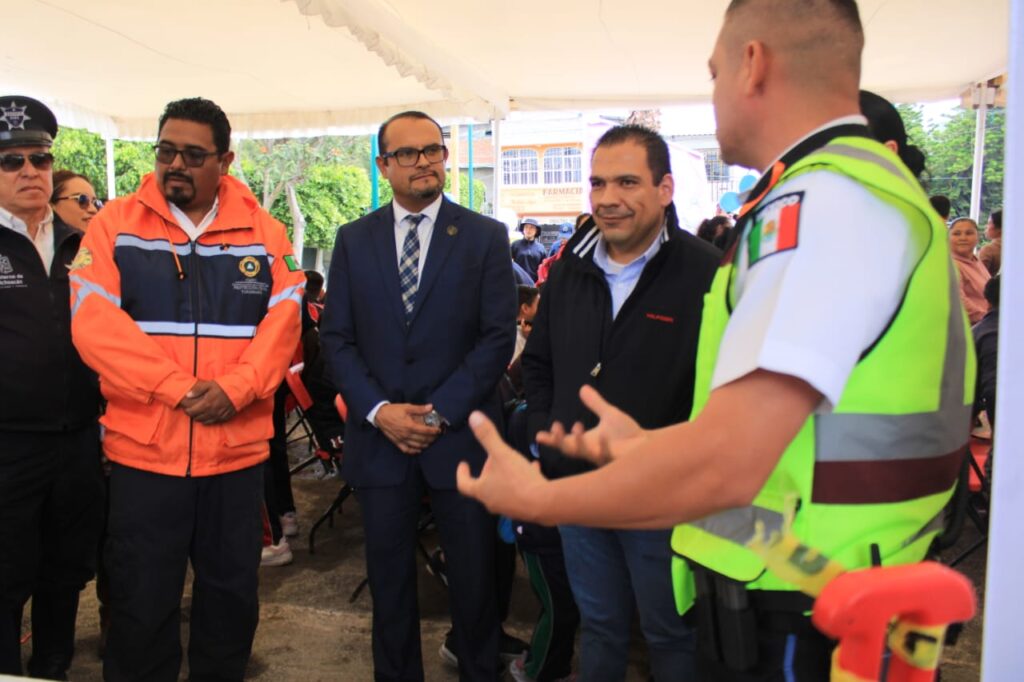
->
[56, 193, 104, 210]
[0, 152, 55, 173]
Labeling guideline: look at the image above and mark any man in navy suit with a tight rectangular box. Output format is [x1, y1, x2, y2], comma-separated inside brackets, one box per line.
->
[321, 111, 516, 681]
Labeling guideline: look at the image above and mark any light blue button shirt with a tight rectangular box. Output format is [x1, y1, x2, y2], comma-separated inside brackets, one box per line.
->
[591, 224, 668, 320]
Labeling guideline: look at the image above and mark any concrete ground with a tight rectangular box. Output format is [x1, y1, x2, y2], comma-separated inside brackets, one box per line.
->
[26, 450, 986, 681]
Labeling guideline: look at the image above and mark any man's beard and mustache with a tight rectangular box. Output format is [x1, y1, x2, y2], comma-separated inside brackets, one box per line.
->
[409, 172, 442, 201]
[163, 172, 195, 207]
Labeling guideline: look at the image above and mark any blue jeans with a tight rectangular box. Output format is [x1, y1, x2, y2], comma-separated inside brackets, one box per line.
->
[559, 525, 696, 681]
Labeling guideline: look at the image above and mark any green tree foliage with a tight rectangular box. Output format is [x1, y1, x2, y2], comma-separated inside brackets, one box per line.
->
[113, 140, 156, 196]
[49, 126, 155, 198]
[50, 127, 107, 195]
[293, 165, 371, 249]
[897, 104, 1004, 219]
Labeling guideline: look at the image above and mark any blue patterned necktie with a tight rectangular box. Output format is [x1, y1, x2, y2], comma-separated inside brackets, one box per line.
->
[399, 213, 425, 321]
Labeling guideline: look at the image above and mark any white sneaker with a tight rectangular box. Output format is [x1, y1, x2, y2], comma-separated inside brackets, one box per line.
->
[261, 538, 293, 567]
[281, 511, 299, 537]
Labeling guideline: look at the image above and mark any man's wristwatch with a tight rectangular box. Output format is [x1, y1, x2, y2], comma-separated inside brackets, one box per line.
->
[424, 409, 448, 432]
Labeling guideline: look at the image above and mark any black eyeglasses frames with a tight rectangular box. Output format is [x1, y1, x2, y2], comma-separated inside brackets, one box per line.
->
[381, 144, 448, 167]
[153, 144, 221, 168]
[0, 152, 55, 173]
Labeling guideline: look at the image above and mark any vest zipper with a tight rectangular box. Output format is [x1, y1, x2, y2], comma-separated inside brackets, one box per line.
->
[187, 240, 199, 476]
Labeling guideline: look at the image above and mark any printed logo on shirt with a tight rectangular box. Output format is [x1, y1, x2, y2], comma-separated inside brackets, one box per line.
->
[748, 191, 803, 266]
[0, 253, 25, 289]
[283, 254, 301, 272]
[68, 247, 92, 271]
[645, 312, 675, 324]
[239, 256, 261, 278]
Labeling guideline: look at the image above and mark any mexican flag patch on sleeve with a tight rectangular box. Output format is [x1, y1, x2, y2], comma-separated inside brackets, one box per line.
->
[283, 254, 301, 272]
[747, 191, 803, 266]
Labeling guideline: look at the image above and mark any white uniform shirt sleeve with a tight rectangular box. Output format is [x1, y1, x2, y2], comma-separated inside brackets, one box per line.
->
[710, 170, 923, 408]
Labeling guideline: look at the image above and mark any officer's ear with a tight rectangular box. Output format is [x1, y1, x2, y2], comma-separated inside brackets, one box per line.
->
[883, 140, 899, 154]
[743, 39, 769, 96]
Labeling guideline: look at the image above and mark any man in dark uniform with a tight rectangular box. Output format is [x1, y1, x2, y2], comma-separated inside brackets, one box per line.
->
[510, 218, 547, 281]
[0, 95, 103, 679]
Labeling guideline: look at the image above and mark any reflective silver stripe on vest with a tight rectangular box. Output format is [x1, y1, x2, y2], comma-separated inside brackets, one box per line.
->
[899, 507, 948, 550]
[268, 284, 303, 310]
[814, 405, 971, 463]
[135, 321, 258, 338]
[196, 323, 257, 338]
[114, 234, 192, 256]
[136, 321, 194, 335]
[69, 275, 122, 318]
[816, 143, 911, 185]
[688, 505, 785, 545]
[815, 253, 971, 463]
[941, 259, 969, 409]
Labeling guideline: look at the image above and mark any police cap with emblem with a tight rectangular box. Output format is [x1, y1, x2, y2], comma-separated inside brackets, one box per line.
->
[0, 96, 58, 149]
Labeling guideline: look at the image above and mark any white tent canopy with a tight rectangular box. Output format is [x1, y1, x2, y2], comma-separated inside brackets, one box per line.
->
[0, 0, 1009, 138]
[3, 1, 1022, 679]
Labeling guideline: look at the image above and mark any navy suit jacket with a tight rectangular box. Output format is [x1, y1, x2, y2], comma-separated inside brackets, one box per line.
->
[321, 198, 517, 489]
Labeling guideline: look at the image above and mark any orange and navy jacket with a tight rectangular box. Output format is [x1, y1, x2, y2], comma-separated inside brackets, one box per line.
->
[69, 173, 304, 477]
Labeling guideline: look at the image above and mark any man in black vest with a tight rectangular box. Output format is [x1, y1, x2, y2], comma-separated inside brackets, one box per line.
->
[0, 95, 103, 679]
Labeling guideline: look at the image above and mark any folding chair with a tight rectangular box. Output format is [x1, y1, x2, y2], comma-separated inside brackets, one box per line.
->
[309, 395, 352, 554]
[283, 364, 332, 477]
[935, 438, 989, 568]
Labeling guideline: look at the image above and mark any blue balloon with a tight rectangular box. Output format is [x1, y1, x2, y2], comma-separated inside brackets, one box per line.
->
[738, 174, 758, 193]
[719, 191, 741, 213]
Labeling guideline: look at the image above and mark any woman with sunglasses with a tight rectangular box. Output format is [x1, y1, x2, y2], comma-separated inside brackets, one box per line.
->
[50, 170, 103, 232]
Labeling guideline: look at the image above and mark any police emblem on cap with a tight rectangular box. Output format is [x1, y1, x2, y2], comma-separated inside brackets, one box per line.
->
[0, 102, 30, 131]
[0, 96, 58, 149]
[239, 256, 261, 278]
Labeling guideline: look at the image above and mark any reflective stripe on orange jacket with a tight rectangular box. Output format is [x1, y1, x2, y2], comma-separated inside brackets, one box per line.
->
[70, 173, 304, 477]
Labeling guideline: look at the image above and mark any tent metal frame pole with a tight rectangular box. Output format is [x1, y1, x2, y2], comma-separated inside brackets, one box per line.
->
[104, 136, 116, 199]
[971, 84, 989, 222]
[492, 119, 502, 221]
[467, 123, 474, 211]
[981, 0, 1023, 677]
[370, 134, 380, 210]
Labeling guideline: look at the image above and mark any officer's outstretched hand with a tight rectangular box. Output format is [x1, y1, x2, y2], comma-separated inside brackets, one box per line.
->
[457, 411, 547, 520]
[537, 385, 646, 466]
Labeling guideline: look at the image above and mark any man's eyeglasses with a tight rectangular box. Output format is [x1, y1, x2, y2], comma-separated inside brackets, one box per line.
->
[381, 144, 448, 167]
[153, 145, 220, 168]
[56, 193, 104, 210]
[0, 152, 55, 173]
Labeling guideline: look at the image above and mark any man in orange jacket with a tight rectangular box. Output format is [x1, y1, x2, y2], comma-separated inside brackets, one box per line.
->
[69, 98, 304, 682]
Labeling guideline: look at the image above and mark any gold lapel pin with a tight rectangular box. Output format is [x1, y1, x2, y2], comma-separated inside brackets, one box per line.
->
[447, 225, 458, 236]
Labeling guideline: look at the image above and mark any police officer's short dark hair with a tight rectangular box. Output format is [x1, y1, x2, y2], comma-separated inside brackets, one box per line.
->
[991, 209, 1002, 231]
[727, 0, 862, 32]
[929, 195, 952, 220]
[594, 125, 671, 185]
[377, 111, 444, 154]
[305, 270, 325, 300]
[158, 98, 232, 155]
[985, 274, 1000, 309]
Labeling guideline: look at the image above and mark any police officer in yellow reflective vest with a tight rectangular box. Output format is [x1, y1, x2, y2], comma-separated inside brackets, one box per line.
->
[455, 1, 974, 680]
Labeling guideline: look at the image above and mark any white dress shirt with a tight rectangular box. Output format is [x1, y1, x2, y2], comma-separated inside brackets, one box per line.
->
[169, 196, 219, 242]
[367, 195, 445, 427]
[0, 206, 55, 275]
